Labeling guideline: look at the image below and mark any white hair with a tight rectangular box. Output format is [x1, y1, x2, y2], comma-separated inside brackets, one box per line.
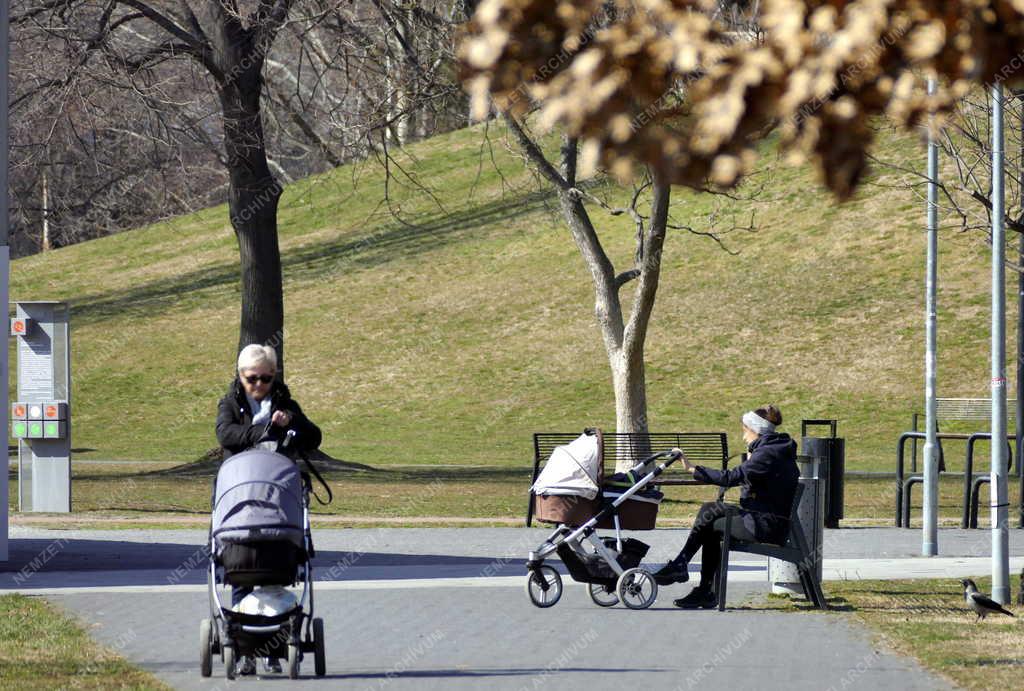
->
[237, 344, 278, 373]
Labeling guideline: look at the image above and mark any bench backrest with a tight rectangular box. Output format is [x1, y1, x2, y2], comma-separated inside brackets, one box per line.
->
[533, 431, 729, 474]
[935, 397, 1017, 421]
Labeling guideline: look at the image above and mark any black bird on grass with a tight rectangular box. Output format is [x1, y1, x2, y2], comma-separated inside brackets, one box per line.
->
[961, 579, 1015, 622]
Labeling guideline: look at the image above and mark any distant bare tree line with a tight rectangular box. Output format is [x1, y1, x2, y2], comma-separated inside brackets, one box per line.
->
[9, 1, 471, 259]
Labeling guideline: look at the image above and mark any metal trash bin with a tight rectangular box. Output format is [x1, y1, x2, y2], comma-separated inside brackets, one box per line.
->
[769, 455, 824, 596]
[801, 419, 845, 529]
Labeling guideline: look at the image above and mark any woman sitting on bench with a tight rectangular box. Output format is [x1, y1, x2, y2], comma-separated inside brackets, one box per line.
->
[653, 405, 799, 609]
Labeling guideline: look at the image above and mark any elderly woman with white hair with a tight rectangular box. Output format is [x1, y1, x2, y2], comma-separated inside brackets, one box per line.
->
[652, 404, 799, 609]
[215, 344, 322, 459]
[214, 344, 322, 674]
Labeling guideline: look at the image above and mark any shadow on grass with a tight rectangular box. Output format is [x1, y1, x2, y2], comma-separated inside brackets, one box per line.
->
[69, 190, 553, 327]
[741, 594, 855, 612]
[955, 658, 1024, 667]
[71, 465, 530, 485]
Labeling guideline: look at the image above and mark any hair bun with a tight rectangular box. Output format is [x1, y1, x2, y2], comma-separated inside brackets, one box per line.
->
[757, 405, 782, 426]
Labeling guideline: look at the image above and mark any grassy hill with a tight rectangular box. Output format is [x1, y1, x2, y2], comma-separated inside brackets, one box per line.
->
[8, 119, 1018, 474]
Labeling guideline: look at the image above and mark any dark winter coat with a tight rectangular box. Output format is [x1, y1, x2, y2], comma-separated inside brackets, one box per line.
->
[692, 432, 799, 544]
[215, 377, 322, 458]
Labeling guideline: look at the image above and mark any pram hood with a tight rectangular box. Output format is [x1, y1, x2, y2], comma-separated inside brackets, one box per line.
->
[212, 448, 304, 553]
[531, 433, 601, 500]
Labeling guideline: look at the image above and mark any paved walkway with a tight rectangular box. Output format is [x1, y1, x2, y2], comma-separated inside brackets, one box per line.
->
[4, 526, 1017, 689]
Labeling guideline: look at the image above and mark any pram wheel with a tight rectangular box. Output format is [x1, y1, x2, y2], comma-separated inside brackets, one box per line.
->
[526, 565, 563, 608]
[199, 618, 213, 677]
[224, 646, 236, 680]
[313, 618, 326, 677]
[617, 568, 658, 610]
[588, 582, 619, 607]
[287, 642, 300, 679]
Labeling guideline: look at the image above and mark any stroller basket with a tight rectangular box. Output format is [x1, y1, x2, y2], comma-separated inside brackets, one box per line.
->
[220, 541, 306, 587]
[556, 538, 650, 584]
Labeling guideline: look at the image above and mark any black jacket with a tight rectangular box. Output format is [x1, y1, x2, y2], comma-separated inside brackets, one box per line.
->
[215, 377, 322, 458]
[693, 432, 799, 543]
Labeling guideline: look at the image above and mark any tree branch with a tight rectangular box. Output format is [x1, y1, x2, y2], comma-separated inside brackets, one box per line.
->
[623, 175, 670, 356]
[501, 112, 568, 190]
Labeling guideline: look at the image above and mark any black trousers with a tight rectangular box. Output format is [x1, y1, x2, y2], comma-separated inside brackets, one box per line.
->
[675, 501, 756, 589]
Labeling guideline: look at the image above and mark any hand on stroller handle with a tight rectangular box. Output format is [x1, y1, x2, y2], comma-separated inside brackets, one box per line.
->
[632, 447, 686, 470]
[258, 420, 297, 449]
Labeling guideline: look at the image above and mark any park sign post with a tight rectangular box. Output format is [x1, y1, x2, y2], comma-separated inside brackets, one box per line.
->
[11, 302, 71, 512]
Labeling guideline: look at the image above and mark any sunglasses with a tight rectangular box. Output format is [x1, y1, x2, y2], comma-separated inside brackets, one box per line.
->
[243, 374, 274, 385]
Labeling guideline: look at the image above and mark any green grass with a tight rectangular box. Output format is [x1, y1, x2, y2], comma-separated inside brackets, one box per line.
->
[760, 578, 1023, 689]
[0, 594, 168, 690]
[6, 118, 1019, 476]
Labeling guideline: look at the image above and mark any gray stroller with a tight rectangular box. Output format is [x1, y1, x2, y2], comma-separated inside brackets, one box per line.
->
[200, 433, 326, 679]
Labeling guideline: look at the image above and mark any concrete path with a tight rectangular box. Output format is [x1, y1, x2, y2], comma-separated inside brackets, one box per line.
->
[2, 526, 1008, 689]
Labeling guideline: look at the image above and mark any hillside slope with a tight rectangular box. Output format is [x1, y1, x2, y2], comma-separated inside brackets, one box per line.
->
[9, 121, 1015, 471]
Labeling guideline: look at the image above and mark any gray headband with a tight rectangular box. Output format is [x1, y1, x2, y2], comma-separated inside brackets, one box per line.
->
[742, 411, 775, 435]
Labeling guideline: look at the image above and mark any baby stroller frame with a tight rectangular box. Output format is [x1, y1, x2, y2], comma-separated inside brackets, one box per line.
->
[526, 448, 682, 609]
[200, 431, 327, 679]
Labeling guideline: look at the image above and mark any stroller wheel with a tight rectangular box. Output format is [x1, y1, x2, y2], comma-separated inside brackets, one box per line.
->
[224, 646, 236, 680]
[588, 582, 620, 607]
[617, 568, 658, 610]
[526, 565, 563, 608]
[287, 642, 300, 679]
[199, 618, 213, 677]
[312, 618, 326, 677]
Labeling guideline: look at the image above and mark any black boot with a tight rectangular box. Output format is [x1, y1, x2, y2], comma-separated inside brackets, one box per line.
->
[652, 561, 690, 586]
[673, 585, 717, 609]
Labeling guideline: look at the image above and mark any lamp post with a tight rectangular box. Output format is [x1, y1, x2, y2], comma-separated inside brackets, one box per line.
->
[922, 77, 940, 557]
[990, 82, 1010, 604]
[1, 0, 11, 562]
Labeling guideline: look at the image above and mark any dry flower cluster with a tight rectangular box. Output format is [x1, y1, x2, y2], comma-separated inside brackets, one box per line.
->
[460, 0, 1024, 199]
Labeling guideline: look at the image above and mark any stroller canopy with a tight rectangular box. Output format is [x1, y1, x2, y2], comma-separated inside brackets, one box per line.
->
[531, 433, 601, 500]
[212, 449, 304, 553]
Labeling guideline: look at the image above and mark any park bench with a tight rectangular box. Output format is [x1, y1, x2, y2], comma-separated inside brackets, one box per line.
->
[716, 477, 826, 610]
[896, 398, 1015, 528]
[526, 431, 730, 527]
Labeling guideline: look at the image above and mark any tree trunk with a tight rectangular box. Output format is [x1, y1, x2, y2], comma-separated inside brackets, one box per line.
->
[41, 170, 51, 252]
[505, 122, 668, 467]
[611, 347, 650, 471]
[219, 77, 285, 373]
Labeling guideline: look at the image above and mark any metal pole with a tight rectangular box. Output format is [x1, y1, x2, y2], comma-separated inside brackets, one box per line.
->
[1, 0, 10, 562]
[1017, 90, 1024, 530]
[1018, 226, 1023, 528]
[922, 77, 939, 556]
[990, 82, 1010, 604]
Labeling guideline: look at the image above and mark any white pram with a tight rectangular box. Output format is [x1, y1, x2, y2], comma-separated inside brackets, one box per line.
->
[527, 429, 682, 609]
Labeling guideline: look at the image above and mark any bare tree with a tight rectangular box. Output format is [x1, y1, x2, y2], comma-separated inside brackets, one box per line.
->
[11, 1, 473, 262]
[460, 4, 759, 463]
[9, 20, 227, 255]
[865, 87, 1024, 268]
[13, 1, 310, 368]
